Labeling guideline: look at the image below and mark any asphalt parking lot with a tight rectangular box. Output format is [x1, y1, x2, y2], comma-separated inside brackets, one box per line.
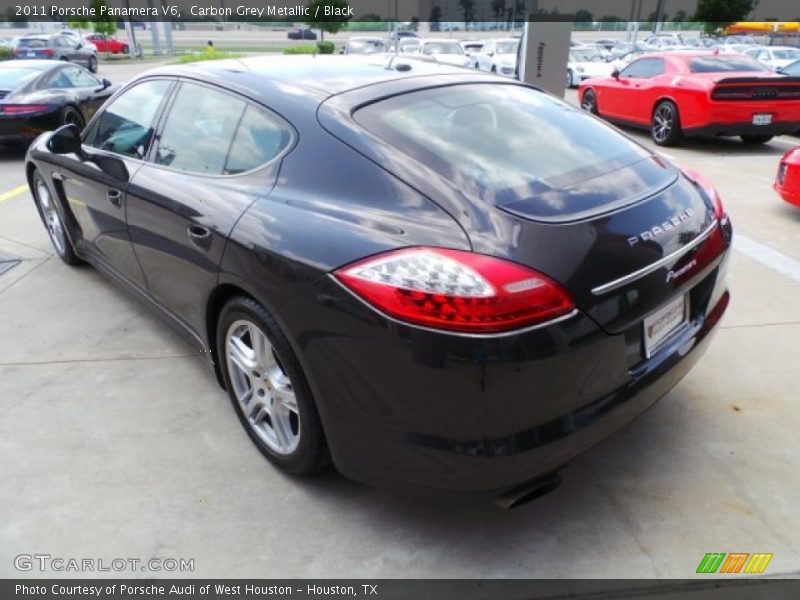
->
[1, 59, 799, 579]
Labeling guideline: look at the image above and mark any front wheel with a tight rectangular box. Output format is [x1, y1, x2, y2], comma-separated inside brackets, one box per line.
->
[740, 134, 773, 145]
[651, 100, 682, 146]
[31, 171, 81, 265]
[87, 55, 98, 73]
[566, 69, 574, 88]
[121, 44, 130, 54]
[217, 296, 329, 475]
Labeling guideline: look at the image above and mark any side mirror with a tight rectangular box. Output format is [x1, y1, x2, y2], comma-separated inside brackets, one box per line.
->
[48, 124, 85, 159]
[76, 42, 82, 49]
[612, 69, 620, 79]
[101, 78, 112, 89]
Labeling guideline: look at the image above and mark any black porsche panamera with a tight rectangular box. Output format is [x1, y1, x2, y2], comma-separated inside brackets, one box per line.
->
[25, 56, 732, 494]
[0, 60, 117, 145]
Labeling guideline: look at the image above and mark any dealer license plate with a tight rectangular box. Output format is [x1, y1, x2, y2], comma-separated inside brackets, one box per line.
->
[643, 295, 687, 358]
[752, 114, 772, 126]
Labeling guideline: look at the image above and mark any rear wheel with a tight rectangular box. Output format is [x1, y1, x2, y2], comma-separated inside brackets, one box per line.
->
[121, 44, 130, 54]
[87, 55, 98, 73]
[651, 100, 682, 146]
[217, 296, 329, 475]
[740, 134, 773, 145]
[566, 69, 574, 88]
[31, 171, 80, 266]
[60, 106, 84, 130]
[581, 88, 598, 114]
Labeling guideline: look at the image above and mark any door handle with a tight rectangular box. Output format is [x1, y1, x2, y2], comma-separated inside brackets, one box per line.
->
[106, 189, 122, 207]
[187, 225, 212, 250]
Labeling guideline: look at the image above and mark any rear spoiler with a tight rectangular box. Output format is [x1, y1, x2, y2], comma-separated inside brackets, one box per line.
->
[714, 76, 800, 85]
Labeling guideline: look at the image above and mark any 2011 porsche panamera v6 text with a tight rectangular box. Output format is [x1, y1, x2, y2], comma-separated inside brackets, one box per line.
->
[25, 56, 732, 493]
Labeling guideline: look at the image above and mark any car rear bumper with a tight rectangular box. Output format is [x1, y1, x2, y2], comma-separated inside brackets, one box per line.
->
[282, 250, 731, 494]
[0, 112, 61, 142]
[685, 120, 800, 137]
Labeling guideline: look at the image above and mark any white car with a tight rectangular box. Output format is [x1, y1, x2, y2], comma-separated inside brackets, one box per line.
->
[460, 40, 485, 58]
[744, 46, 800, 71]
[342, 37, 387, 55]
[473, 38, 520, 76]
[58, 29, 97, 52]
[567, 49, 615, 87]
[412, 39, 472, 68]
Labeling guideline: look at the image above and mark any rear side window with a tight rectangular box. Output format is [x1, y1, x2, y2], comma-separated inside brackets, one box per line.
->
[224, 105, 292, 175]
[83, 79, 172, 159]
[689, 56, 768, 73]
[154, 83, 245, 175]
[354, 84, 646, 217]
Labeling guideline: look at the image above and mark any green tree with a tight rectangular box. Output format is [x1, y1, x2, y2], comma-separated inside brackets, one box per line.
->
[694, 0, 754, 35]
[574, 9, 593, 22]
[491, 0, 506, 20]
[409, 17, 420, 32]
[459, 0, 476, 24]
[429, 5, 442, 31]
[304, 0, 352, 41]
[674, 9, 689, 22]
[91, 0, 117, 36]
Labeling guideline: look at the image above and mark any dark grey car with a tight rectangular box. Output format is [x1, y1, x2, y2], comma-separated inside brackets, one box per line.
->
[13, 35, 98, 73]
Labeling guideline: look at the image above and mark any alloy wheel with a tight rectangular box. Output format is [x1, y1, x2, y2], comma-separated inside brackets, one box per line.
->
[653, 104, 674, 143]
[35, 180, 66, 256]
[225, 319, 300, 456]
[581, 90, 596, 113]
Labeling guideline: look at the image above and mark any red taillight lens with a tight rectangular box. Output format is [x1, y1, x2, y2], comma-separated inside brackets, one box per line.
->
[1, 104, 49, 115]
[42, 48, 55, 57]
[334, 247, 575, 333]
[679, 165, 725, 220]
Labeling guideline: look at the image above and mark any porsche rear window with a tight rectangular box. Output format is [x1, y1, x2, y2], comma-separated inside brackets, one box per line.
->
[0, 67, 40, 88]
[688, 56, 768, 73]
[354, 83, 647, 218]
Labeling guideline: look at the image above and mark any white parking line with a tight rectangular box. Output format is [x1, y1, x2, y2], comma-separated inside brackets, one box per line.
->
[734, 234, 800, 284]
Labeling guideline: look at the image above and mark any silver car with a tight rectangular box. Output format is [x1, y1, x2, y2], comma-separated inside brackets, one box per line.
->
[12, 35, 98, 73]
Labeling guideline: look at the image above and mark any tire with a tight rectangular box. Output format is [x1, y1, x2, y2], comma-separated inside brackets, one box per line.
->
[30, 170, 81, 266]
[581, 88, 598, 114]
[566, 69, 574, 88]
[217, 296, 329, 475]
[651, 100, 683, 146]
[740, 134, 773, 145]
[60, 106, 85, 130]
[87, 55, 98, 73]
[491, 65, 497, 73]
[121, 44, 130, 55]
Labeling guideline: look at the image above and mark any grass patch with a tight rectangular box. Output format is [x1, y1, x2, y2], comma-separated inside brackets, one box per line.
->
[175, 51, 245, 64]
[283, 45, 318, 55]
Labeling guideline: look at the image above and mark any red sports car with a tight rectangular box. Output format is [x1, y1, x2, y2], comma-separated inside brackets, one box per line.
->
[83, 34, 129, 54]
[774, 147, 800, 207]
[579, 51, 800, 146]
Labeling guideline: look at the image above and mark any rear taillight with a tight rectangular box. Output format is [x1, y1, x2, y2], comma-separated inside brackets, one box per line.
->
[42, 48, 54, 57]
[679, 165, 726, 221]
[334, 247, 575, 333]
[1, 104, 49, 115]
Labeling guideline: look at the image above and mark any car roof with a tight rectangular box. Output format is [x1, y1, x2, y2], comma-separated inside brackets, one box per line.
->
[144, 55, 479, 97]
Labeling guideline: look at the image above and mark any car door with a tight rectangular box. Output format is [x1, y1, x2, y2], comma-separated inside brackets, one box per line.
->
[599, 58, 657, 121]
[125, 81, 294, 336]
[55, 78, 175, 289]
